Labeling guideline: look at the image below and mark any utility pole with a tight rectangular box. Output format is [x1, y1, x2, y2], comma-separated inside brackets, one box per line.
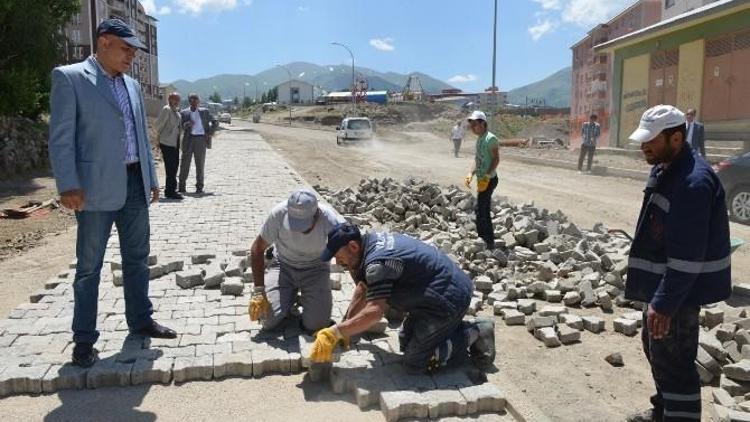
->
[492, 0, 498, 113]
[331, 42, 356, 112]
[276, 64, 293, 125]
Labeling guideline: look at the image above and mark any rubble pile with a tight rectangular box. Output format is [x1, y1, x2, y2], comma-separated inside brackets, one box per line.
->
[0, 117, 49, 178]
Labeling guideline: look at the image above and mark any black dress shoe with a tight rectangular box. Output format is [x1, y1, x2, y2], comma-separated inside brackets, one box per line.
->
[71, 343, 99, 368]
[195, 188, 204, 194]
[165, 193, 184, 200]
[177, 187, 186, 193]
[133, 321, 177, 339]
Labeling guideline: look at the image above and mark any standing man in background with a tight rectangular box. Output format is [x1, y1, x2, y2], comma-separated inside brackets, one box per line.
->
[179, 93, 212, 194]
[685, 108, 706, 158]
[450, 120, 466, 158]
[625, 105, 731, 422]
[578, 113, 600, 173]
[48, 18, 177, 368]
[155, 92, 183, 200]
[464, 110, 499, 250]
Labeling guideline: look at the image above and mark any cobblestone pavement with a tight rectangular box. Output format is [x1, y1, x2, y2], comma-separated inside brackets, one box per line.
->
[0, 128, 508, 421]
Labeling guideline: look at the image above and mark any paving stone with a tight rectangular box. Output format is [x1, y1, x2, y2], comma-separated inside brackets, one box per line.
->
[196, 343, 232, 357]
[613, 318, 638, 336]
[41, 364, 88, 393]
[175, 270, 204, 289]
[597, 291, 613, 312]
[502, 309, 525, 326]
[380, 390, 429, 422]
[203, 262, 226, 288]
[173, 355, 213, 383]
[718, 323, 739, 343]
[701, 330, 730, 362]
[705, 308, 726, 329]
[191, 253, 216, 265]
[517, 299, 536, 315]
[721, 374, 750, 396]
[534, 327, 561, 348]
[582, 316, 605, 333]
[578, 280, 596, 307]
[0, 364, 50, 396]
[730, 410, 750, 422]
[459, 383, 506, 414]
[213, 352, 253, 379]
[159, 346, 196, 359]
[544, 290, 562, 303]
[112, 270, 123, 287]
[713, 387, 737, 408]
[560, 314, 583, 330]
[86, 358, 132, 388]
[556, 324, 581, 344]
[696, 362, 715, 384]
[223, 258, 244, 278]
[423, 389, 469, 419]
[474, 276, 493, 293]
[252, 348, 292, 377]
[526, 316, 555, 332]
[562, 291, 581, 306]
[466, 297, 483, 316]
[131, 357, 174, 385]
[179, 331, 217, 347]
[708, 403, 732, 421]
[725, 360, 750, 382]
[737, 330, 750, 349]
[220, 278, 245, 296]
[538, 305, 567, 318]
[620, 311, 643, 327]
[697, 346, 723, 375]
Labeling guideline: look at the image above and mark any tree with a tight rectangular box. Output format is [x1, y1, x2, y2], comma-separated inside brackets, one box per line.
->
[209, 91, 222, 103]
[242, 96, 253, 109]
[265, 87, 278, 102]
[0, 0, 80, 118]
[233, 96, 239, 106]
[260, 92, 267, 103]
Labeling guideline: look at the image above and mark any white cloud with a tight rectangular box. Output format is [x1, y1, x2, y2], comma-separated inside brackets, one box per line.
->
[328, 67, 334, 71]
[448, 74, 477, 84]
[528, 19, 554, 41]
[173, 0, 239, 14]
[369, 38, 395, 52]
[533, 0, 562, 10]
[561, 0, 633, 27]
[142, 0, 171, 15]
[297, 6, 309, 12]
[298, 72, 305, 78]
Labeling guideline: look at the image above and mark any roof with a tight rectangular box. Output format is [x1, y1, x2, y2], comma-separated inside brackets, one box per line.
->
[596, 0, 750, 52]
[324, 91, 388, 98]
[276, 79, 314, 88]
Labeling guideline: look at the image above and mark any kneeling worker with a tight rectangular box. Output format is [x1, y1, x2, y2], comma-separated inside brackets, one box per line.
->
[310, 223, 496, 373]
[248, 189, 345, 333]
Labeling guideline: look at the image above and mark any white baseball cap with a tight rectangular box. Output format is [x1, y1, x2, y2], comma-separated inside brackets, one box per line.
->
[628, 105, 686, 144]
[467, 110, 487, 122]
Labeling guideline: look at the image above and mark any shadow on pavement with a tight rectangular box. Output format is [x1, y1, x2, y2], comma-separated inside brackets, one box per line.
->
[43, 384, 155, 422]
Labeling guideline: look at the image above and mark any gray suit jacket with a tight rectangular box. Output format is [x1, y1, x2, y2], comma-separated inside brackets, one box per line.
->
[689, 122, 706, 158]
[48, 56, 158, 211]
[180, 108, 213, 148]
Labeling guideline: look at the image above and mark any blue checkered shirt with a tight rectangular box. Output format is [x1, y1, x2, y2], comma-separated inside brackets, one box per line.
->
[91, 56, 139, 164]
[581, 122, 600, 147]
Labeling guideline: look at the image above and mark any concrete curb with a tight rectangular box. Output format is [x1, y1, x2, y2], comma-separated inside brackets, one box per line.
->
[502, 152, 650, 181]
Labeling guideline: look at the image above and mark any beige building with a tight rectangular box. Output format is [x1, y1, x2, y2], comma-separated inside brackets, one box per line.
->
[62, 0, 160, 99]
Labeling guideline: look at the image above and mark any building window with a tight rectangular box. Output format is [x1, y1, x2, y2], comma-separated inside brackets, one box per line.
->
[665, 0, 675, 9]
[72, 29, 81, 44]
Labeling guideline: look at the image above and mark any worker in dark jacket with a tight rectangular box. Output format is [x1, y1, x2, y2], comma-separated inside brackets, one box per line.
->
[308, 223, 496, 374]
[625, 105, 731, 422]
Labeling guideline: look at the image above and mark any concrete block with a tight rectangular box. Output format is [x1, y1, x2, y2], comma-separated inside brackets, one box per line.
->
[173, 355, 213, 383]
[725, 360, 750, 382]
[492, 301, 517, 316]
[224, 258, 244, 277]
[621, 311, 643, 327]
[191, 253, 216, 265]
[705, 308, 726, 329]
[131, 357, 173, 385]
[175, 270, 204, 289]
[86, 359, 132, 388]
[556, 324, 581, 344]
[213, 352, 253, 379]
[697, 346, 723, 375]
[696, 362, 715, 384]
[701, 331, 730, 362]
[0, 364, 50, 396]
[544, 290, 562, 303]
[582, 316, 605, 333]
[535, 327, 561, 348]
[730, 410, 750, 422]
[517, 299, 536, 315]
[597, 291, 613, 312]
[112, 270, 123, 287]
[737, 330, 750, 349]
[721, 374, 750, 397]
[538, 305, 567, 318]
[203, 262, 226, 288]
[474, 275, 493, 293]
[560, 314, 583, 330]
[423, 389, 468, 419]
[220, 278, 245, 296]
[562, 291, 581, 306]
[713, 387, 737, 408]
[466, 297, 482, 316]
[503, 309, 526, 326]
[459, 383, 506, 414]
[380, 390, 429, 422]
[526, 316, 555, 332]
[41, 364, 88, 393]
[708, 403, 731, 422]
[718, 324, 739, 343]
[613, 318, 638, 336]
[252, 348, 291, 377]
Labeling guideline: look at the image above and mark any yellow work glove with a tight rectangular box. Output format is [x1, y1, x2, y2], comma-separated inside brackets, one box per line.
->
[248, 286, 271, 321]
[310, 326, 346, 363]
[464, 174, 473, 189]
[477, 176, 490, 193]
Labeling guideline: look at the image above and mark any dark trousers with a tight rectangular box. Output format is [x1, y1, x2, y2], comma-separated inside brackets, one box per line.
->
[72, 164, 153, 344]
[159, 143, 179, 196]
[578, 145, 595, 171]
[399, 310, 469, 373]
[476, 176, 498, 249]
[179, 134, 207, 191]
[641, 305, 701, 421]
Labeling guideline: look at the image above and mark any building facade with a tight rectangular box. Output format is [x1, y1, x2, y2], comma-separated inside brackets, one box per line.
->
[276, 80, 316, 105]
[597, 0, 750, 152]
[570, 0, 662, 147]
[62, 0, 160, 99]
[663, 0, 721, 19]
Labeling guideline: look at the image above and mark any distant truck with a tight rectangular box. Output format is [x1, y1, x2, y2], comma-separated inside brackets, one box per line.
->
[336, 117, 373, 145]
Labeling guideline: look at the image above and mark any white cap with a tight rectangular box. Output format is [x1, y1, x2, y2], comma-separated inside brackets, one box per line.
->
[467, 110, 487, 122]
[628, 105, 686, 144]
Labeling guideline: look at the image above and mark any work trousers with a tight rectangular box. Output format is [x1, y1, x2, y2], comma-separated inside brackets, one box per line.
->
[475, 176, 498, 249]
[641, 305, 701, 421]
[179, 134, 207, 191]
[262, 259, 333, 332]
[578, 145, 595, 171]
[399, 309, 470, 374]
[159, 143, 179, 196]
[72, 164, 153, 344]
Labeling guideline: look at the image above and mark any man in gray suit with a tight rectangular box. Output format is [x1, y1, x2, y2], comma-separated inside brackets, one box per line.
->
[179, 94, 213, 194]
[686, 108, 706, 158]
[48, 18, 177, 368]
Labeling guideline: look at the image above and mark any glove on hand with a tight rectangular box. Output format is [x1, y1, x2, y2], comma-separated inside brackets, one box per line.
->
[248, 286, 271, 321]
[464, 174, 473, 189]
[310, 326, 346, 363]
[477, 176, 490, 193]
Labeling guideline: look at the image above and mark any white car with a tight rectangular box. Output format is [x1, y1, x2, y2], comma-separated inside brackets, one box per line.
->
[219, 112, 231, 124]
[336, 117, 373, 145]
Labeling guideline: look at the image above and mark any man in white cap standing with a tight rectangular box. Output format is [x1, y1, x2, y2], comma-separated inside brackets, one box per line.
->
[625, 105, 731, 422]
[248, 189, 345, 333]
[464, 110, 499, 249]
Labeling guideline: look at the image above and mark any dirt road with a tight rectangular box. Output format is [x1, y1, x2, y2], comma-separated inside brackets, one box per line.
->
[250, 119, 750, 421]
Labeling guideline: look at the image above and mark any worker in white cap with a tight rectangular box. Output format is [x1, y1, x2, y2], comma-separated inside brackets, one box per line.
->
[464, 110, 500, 249]
[625, 105, 731, 422]
[248, 188, 346, 333]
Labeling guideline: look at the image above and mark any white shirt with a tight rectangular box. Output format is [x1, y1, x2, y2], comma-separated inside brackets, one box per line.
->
[686, 122, 695, 147]
[190, 109, 205, 136]
[451, 125, 465, 140]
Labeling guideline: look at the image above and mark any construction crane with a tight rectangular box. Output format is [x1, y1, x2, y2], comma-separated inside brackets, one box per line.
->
[401, 74, 425, 102]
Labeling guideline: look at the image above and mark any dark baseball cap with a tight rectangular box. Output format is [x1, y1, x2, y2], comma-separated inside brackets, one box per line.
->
[96, 18, 146, 50]
[320, 222, 362, 261]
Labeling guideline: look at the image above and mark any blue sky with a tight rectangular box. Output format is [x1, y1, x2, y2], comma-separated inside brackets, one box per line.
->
[145, 0, 634, 91]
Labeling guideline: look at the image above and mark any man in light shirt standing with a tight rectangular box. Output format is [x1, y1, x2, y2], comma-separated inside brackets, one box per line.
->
[155, 92, 183, 200]
[179, 93, 212, 194]
[450, 120, 466, 158]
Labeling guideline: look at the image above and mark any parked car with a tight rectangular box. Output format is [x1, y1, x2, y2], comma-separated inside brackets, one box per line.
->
[219, 112, 232, 124]
[336, 117, 373, 145]
[716, 151, 750, 225]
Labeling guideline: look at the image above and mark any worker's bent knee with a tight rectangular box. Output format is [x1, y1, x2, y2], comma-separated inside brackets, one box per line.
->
[301, 313, 332, 333]
[261, 313, 287, 331]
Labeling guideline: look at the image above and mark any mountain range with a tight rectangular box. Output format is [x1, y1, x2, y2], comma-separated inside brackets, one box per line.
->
[169, 62, 572, 107]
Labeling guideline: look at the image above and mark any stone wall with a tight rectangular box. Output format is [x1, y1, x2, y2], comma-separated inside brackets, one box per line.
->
[0, 117, 49, 179]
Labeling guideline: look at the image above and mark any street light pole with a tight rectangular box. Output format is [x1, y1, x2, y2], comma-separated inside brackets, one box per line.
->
[491, 0, 498, 113]
[276, 64, 293, 125]
[331, 42, 356, 111]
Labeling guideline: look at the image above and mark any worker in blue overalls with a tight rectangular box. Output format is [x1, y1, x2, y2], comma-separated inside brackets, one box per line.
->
[625, 105, 732, 422]
[309, 223, 496, 374]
